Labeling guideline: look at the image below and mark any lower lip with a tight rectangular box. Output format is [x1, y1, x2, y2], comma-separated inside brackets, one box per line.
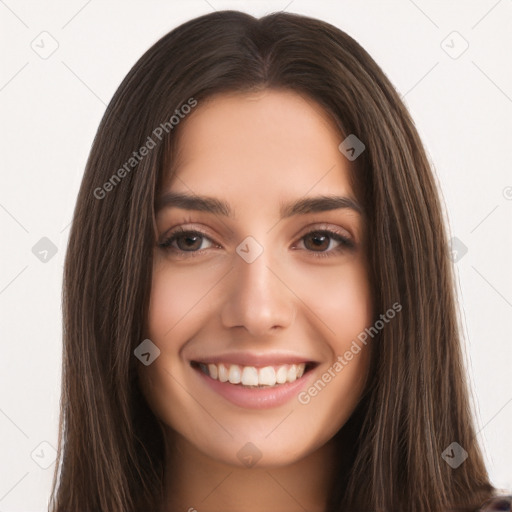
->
[193, 365, 315, 409]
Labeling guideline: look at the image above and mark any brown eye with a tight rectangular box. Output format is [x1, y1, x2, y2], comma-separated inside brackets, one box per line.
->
[303, 232, 331, 251]
[173, 233, 204, 251]
[159, 228, 215, 253]
[299, 229, 354, 254]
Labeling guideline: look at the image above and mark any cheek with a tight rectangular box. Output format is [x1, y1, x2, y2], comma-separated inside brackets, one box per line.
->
[293, 263, 373, 433]
[294, 259, 374, 411]
[294, 259, 373, 343]
[147, 260, 221, 340]
[140, 264, 213, 430]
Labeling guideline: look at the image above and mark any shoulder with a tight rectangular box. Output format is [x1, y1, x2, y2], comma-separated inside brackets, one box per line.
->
[476, 495, 512, 511]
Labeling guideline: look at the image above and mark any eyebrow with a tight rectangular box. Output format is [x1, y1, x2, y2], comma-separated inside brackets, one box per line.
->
[155, 191, 363, 218]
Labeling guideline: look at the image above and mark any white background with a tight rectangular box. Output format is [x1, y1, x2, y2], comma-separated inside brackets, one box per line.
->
[1, 0, 511, 509]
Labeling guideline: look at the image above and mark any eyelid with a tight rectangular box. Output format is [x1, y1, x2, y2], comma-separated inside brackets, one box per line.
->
[158, 222, 218, 246]
[158, 221, 356, 259]
[295, 222, 353, 242]
[158, 219, 354, 244]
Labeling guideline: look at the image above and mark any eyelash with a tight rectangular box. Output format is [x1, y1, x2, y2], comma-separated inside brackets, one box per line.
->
[158, 225, 355, 260]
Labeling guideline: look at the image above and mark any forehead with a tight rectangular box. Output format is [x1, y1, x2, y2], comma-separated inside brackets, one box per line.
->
[161, 89, 355, 204]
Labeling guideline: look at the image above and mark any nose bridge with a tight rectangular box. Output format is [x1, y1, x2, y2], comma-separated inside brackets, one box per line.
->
[219, 235, 295, 335]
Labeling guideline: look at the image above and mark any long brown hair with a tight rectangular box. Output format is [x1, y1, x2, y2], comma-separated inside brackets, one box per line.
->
[49, 10, 498, 512]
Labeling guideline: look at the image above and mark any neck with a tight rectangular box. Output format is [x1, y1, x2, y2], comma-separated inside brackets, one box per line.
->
[160, 429, 340, 512]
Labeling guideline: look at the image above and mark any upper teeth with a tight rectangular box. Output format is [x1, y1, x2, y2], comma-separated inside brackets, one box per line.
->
[200, 363, 306, 387]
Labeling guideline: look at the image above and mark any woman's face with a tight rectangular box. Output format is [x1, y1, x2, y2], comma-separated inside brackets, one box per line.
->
[139, 89, 373, 468]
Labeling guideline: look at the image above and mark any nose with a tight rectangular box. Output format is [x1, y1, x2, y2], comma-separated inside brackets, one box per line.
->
[219, 242, 295, 337]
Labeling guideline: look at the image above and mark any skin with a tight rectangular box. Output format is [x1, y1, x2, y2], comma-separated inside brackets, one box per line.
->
[138, 89, 374, 512]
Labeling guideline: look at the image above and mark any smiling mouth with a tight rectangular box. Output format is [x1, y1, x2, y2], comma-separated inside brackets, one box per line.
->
[190, 361, 318, 388]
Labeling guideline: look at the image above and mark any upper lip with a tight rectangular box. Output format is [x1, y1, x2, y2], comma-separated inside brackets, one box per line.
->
[190, 352, 318, 368]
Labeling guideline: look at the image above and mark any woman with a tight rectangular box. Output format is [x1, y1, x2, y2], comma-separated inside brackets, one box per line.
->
[49, 10, 511, 512]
